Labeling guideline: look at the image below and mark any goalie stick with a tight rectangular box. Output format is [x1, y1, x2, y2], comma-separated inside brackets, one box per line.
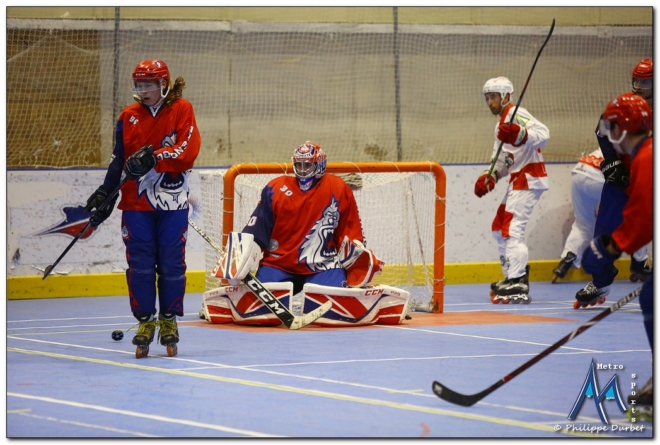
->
[432, 285, 642, 406]
[187, 218, 332, 330]
[485, 18, 555, 184]
[43, 174, 128, 280]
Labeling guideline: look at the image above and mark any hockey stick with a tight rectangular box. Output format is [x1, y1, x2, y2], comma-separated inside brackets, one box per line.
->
[43, 174, 128, 280]
[485, 18, 555, 182]
[432, 285, 642, 406]
[187, 218, 332, 330]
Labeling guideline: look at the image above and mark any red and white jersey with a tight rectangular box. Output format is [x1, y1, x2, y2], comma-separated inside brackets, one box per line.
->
[612, 137, 653, 254]
[492, 104, 550, 191]
[243, 174, 365, 275]
[117, 98, 201, 211]
[572, 148, 605, 183]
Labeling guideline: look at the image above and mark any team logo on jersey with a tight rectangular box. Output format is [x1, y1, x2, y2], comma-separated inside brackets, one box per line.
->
[298, 197, 341, 272]
[35, 205, 97, 239]
[137, 169, 190, 211]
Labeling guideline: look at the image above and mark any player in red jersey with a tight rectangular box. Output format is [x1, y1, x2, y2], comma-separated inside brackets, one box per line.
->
[239, 142, 382, 292]
[580, 92, 653, 414]
[83, 59, 201, 358]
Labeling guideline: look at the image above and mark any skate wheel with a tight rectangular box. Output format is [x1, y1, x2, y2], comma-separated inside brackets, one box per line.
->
[501, 298, 510, 304]
[551, 275, 559, 284]
[490, 294, 500, 304]
[573, 300, 582, 310]
[522, 296, 532, 304]
[489, 290, 496, 298]
[598, 296, 606, 305]
[166, 344, 178, 357]
[136, 345, 149, 359]
[630, 274, 639, 282]
[511, 298, 521, 304]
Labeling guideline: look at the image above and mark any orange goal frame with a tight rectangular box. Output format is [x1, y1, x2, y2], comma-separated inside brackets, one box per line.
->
[221, 162, 446, 313]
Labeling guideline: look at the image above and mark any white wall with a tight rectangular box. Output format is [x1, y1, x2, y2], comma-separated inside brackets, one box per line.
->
[7, 163, 576, 277]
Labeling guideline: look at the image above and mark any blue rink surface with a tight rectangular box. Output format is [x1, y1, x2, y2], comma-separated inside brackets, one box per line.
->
[6, 280, 653, 439]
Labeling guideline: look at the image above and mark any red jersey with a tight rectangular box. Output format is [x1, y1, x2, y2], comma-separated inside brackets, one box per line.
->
[612, 137, 653, 253]
[114, 98, 201, 211]
[242, 174, 365, 275]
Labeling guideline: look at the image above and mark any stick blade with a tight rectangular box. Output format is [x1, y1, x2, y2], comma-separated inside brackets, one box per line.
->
[431, 381, 482, 407]
[42, 265, 54, 280]
[288, 301, 333, 330]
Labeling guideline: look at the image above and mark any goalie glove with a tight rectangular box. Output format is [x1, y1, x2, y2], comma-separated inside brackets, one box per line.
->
[338, 238, 384, 288]
[212, 232, 263, 286]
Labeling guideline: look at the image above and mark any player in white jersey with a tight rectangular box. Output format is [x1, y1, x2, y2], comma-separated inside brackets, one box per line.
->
[552, 149, 604, 281]
[474, 77, 550, 303]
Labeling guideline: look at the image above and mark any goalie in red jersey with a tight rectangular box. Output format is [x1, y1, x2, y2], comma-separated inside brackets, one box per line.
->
[84, 59, 200, 357]
[202, 142, 411, 327]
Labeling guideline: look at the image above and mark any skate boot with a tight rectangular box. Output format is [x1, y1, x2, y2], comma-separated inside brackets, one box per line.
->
[630, 257, 652, 283]
[573, 282, 609, 309]
[552, 252, 577, 283]
[158, 312, 179, 357]
[491, 265, 530, 299]
[132, 314, 157, 359]
[626, 377, 653, 422]
[491, 268, 531, 304]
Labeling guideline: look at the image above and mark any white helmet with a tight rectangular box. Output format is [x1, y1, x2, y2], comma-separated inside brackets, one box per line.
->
[483, 77, 514, 102]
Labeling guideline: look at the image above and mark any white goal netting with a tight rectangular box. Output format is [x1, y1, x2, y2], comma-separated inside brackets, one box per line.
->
[197, 163, 445, 312]
[7, 18, 652, 168]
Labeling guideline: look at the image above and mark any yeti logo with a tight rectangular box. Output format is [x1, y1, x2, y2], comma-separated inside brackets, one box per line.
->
[299, 197, 341, 272]
[137, 169, 191, 210]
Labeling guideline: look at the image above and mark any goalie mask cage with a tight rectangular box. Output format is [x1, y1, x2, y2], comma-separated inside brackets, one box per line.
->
[199, 162, 446, 313]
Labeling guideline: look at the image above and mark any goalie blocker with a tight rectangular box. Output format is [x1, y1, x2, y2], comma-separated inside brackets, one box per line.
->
[202, 283, 411, 327]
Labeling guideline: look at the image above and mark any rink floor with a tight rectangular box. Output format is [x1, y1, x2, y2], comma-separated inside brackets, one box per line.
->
[6, 279, 652, 439]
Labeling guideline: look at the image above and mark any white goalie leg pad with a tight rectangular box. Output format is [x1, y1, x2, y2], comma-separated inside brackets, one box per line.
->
[338, 237, 384, 287]
[212, 232, 263, 285]
[301, 283, 410, 327]
[203, 282, 293, 326]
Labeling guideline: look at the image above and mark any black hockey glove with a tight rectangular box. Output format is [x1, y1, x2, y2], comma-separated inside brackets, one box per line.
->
[84, 186, 119, 227]
[124, 145, 157, 179]
[600, 156, 630, 188]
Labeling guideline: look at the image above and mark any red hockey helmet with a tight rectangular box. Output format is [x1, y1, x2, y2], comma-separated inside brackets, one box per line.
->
[292, 141, 327, 191]
[599, 92, 652, 143]
[132, 59, 170, 97]
[632, 58, 652, 93]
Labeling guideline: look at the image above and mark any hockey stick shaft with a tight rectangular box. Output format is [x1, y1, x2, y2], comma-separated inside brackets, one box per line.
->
[43, 174, 128, 280]
[432, 285, 642, 406]
[485, 19, 555, 181]
[187, 218, 331, 330]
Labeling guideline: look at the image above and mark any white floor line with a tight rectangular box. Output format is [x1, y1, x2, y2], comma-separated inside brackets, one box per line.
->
[9, 411, 161, 437]
[8, 392, 281, 437]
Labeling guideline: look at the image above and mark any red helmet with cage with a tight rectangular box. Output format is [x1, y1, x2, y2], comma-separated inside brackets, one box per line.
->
[292, 141, 327, 192]
[631, 58, 652, 94]
[599, 92, 652, 144]
[632, 58, 653, 79]
[132, 60, 170, 99]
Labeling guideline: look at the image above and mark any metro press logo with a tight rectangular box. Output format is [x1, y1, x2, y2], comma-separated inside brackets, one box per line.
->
[568, 359, 626, 424]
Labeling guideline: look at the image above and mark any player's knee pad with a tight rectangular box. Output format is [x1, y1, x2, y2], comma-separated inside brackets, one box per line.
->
[300, 283, 410, 327]
[202, 282, 293, 326]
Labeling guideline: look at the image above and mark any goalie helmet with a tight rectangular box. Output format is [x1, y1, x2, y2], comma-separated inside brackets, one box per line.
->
[599, 92, 652, 144]
[132, 59, 171, 100]
[483, 77, 514, 104]
[292, 141, 327, 192]
[632, 58, 653, 94]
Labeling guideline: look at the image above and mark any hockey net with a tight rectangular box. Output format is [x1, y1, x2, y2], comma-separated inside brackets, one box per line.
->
[198, 162, 446, 313]
[7, 16, 652, 168]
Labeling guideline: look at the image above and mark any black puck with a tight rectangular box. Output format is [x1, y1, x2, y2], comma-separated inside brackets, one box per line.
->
[111, 330, 124, 341]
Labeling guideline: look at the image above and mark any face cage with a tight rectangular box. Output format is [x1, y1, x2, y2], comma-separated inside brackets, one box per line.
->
[632, 77, 653, 92]
[292, 160, 317, 179]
